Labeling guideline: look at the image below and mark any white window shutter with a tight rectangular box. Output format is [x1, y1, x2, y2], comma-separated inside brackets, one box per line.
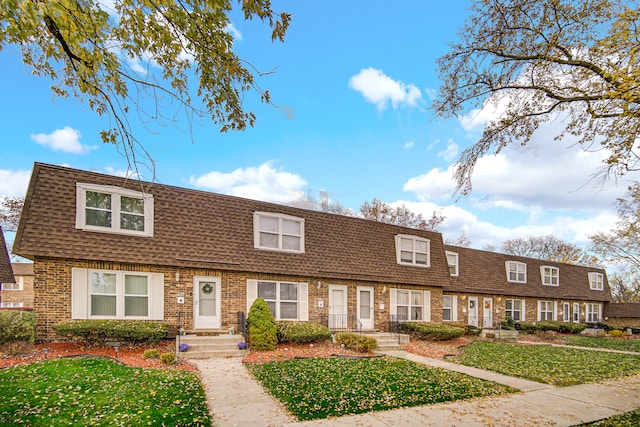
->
[554, 301, 558, 321]
[598, 303, 602, 322]
[521, 300, 526, 321]
[298, 282, 308, 321]
[389, 288, 397, 317]
[452, 296, 458, 322]
[247, 280, 258, 312]
[424, 291, 431, 322]
[537, 301, 542, 321]
[149, 273, 164, 320]
[71, 268, 88, 319]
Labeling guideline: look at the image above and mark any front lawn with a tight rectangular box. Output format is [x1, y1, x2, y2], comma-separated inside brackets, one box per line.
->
[0, 358, 211, 426]
[577, 409, 640, 426]
[561, 336, 640, 353]
[449, 341, 640, 386]
[247, 356, 515, 421]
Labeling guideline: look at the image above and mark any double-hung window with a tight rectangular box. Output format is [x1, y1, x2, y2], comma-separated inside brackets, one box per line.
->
[76, 183, 154, 237]
[588, 273, 604, 290]
[2, 277, 23, 290]
[538, 301, 555, 321]
[505, 299, 524, 321]
[395, 235, 430, 267]
[396, 289, 426, 321]
[71, 268, 164, 320]
[506, 261, 526, 283]
[254, 212, 305, 253]
[247, 280, 309, 321]
[442, 295, 458, 321]
[1, 302, 23, 308]
[446, 251, 459, 276]
[587, 303, 602, 323]
[541, 266, 559, 286]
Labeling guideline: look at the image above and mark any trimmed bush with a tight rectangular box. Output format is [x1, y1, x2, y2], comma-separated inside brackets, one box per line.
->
[537, 321, 588, 334]
[399, 322, 464, 341]
[514, 321, 538, 333]
[143, 349, 159, 359]
[334, 332, 377, 353]
[0, 310, 37, 345]
[247, 298, 277, 351]
[51, 320, 168, 346]
[276, 321, 332, 344]
[448, 322, 482, 336]
[609, 329, 628, 338]
[160, 352, 175, 364]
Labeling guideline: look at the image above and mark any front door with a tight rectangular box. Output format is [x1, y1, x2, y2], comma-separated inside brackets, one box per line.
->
[483, 298, 493, 328]
[468, 297, 478, 327]
[357, 286, 374, 330]
[328, 285, 348, 329]
[193, 276, 221, 329]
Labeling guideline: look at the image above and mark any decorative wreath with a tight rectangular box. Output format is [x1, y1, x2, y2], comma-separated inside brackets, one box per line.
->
[201, 283, 213, 294]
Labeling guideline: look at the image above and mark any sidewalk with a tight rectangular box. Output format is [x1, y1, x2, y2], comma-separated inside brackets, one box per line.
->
[193, 351, 640, 427]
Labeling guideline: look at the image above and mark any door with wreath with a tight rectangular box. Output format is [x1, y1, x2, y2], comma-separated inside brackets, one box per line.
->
[193, 276, 221, 329]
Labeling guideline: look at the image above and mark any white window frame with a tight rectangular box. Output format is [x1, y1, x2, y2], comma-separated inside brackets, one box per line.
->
[390, 288, 431, 322]
[587, 303, 602, 323]
[446, 251, 459, 276]
[573, 302, 580, 323]
[1, 302, 24, 308]
[538, 300, 556, 321]
[395, 235, 430, 268]
[563, 302, 571, 323]
[506, 261, 526, 283]
[588, 272, 604, 290]
[76, 183, 154, 237]
[505, 299, 525, 322]
[541, 266, 559, 286]
[2, 276, 23, 290]
[71, 268, 164, 320]
[253, 212, 305, 254]
[442, 295, 458, 322]
[246, 280, 308, 321]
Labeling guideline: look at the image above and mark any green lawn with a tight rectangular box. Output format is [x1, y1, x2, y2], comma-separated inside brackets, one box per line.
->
[561, 336, 640, 353]
[246, 356, 515, 421]
[0, 358, 211, 426]
[576, 410, 640, 426]
[449, 341, 640, 386]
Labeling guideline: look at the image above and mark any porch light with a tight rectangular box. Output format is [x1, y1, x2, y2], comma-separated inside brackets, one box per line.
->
[382, 286, 387, 294]
[175, 272, 180, 282]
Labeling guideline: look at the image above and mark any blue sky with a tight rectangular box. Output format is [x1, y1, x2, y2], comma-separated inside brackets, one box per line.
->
[0, 1, 631, 251]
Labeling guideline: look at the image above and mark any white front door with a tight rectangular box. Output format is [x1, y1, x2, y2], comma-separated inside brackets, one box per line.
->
[193, 276, 221, 329]
[483, 298, 493, 328]
[329, 285, 348, 329]
[357, 286, 374, 330]
[468, 297, 478, 327]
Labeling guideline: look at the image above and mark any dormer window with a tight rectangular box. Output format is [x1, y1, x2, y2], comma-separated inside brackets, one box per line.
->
[446, 251, 459, 276]
[589, 272, 604, 290]
[76, 183, 154, 237]
[541, 266, 559, 286]
[253, 212, 305, 253]
[395, 235, 430, 267]
[506, 261, 526, 283]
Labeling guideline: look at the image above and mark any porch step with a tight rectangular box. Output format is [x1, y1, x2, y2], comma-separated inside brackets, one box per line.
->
[176, 334, 247, 359]
[364, 332, 409, 351]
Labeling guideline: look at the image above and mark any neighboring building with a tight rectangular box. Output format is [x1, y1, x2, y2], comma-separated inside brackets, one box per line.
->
[0, 227, 16, 302]
[0, 263, 35, 308]
[604, 303, 640, 328]
[13, 163, 613, 341]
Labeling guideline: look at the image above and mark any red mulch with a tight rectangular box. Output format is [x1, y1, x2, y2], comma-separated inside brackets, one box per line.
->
[402, 336, 475, 359]
[242, 341, 378, 363]
[0, 340, 198, 371]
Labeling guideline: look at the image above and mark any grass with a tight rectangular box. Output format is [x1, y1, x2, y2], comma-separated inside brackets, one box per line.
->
[576, 410, 640, 426]
[0, 358, 211, 426]
[449, 341, 640, 386]
[561, 336, 640, 353]
[246, 356, 515, 421]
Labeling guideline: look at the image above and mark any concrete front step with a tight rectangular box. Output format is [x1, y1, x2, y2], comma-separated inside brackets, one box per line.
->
[362, 332, 408, 351]
[176, 334, 248, 359]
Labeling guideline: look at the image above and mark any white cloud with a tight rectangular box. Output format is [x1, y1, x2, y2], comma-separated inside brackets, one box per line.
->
[189, 162, 307, 203]
[0, 169, 31, 198]
[403, 141, 415, 150]
[30, 127, 97, 154]
[438, 139, 459, 162]
[348, 68, 422, 111]
[225, 23, 242, 41]
[103, 167, 142, 179]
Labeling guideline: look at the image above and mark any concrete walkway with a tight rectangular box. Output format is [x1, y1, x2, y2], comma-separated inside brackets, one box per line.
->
[193, 351, 640, 427]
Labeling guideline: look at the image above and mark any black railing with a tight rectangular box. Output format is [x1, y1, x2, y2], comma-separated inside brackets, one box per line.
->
[237, 311, 248, 341]
[319, 314, 362, 333]
[388, 314, 408, 344]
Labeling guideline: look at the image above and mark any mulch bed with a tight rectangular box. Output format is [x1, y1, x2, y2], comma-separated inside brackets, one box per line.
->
[0, 340, 198, 371]
[242, 341, 378, 363]
[402, 336, 475, 359]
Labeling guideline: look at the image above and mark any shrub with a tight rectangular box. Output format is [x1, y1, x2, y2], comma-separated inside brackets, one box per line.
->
[0, 310, 37, 345]
[247, 298, 277, 351]
[501, 317, 516, 330]
[514, 321, 538, 333]
[537, 321, 588, 334]
[398, 322, 464, 341]
[143, 349, 159, 359]
[160, 352, 175, 364]
[448, 322, 482, 336]
[609, 329, 628, 338]
[334, 332, 377, 353]
[276, 321, 332, 344]
[51, 320, 168, 346]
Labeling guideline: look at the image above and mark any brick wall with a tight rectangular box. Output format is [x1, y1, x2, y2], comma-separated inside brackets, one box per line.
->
[0, 274, 34, 307]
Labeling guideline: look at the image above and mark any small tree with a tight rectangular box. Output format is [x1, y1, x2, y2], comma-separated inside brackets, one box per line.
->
[247, 298, 277, 351]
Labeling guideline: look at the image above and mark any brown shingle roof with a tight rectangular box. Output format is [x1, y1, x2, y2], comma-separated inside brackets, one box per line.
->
[444, 245, 611, 302]
[11, 263, 34, 276]
[14, 163, 452, 286]
[0, 227, 15, 284]
[604, 303, 640, 318]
